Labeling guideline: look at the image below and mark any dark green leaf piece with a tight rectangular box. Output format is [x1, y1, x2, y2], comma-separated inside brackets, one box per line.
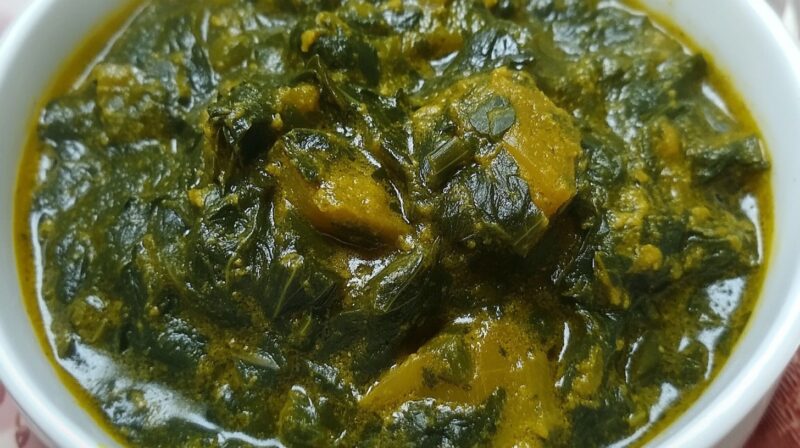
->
[279, 387, 326, 447]
[469, 95, 516, 139]
[263, 251, 341, 319]
[370, 389, 506, 448]
[687, 135, 769, 183]
[208, 81, 277, 150]
[365, 244, 437, 314]
[420, 136, 477, 190]
[438, 149, 549, 256]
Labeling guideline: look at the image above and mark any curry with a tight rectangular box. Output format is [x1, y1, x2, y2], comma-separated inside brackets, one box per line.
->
[14, 0, 771, 446]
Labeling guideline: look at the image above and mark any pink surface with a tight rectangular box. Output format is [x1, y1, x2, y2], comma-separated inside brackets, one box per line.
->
[0, 384, 43, 448]
[0, 1, 798, 447]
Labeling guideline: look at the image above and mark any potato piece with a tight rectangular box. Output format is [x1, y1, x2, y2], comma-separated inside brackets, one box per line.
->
[272, 130, 411, 247]
[416, 68, 581, 218]
[360, 314, 565, 442]
[359, 332, 474, 409]
[280, 161, 411, 247]
[475, 68, 580, 217]
[311, 162, 411, 244]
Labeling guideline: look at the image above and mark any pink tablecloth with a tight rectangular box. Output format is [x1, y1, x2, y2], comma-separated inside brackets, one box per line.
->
[0, 384, 42, 448]
[0, 1, 798, 447]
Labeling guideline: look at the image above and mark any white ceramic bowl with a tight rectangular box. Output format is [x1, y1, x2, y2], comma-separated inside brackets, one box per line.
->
[1, 0, 799, 446]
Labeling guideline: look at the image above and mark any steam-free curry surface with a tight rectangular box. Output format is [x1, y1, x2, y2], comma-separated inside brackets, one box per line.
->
[15, 0, 771, 446]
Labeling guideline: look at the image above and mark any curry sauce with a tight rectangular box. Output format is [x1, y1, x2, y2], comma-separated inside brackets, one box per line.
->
[14, 0, 772, 446]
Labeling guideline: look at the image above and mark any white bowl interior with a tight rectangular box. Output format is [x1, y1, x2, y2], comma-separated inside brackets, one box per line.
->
[0, 0, 799, 447]
[0, 0, 126, 446]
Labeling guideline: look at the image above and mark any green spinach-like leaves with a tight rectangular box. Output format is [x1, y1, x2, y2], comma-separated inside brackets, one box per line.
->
[438, 149, 549, 257]
[469, 95, 516, 139]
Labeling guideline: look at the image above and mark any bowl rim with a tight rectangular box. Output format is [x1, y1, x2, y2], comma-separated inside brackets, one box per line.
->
[0, 0, 799, 447]
[0, 2, 118, 446]
[646, 0, 800, 445]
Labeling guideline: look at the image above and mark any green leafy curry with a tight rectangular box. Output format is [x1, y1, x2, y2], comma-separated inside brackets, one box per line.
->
[14, 0, 771, 446]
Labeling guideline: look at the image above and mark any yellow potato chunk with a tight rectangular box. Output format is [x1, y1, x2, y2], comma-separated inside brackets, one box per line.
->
[483, 68, 581, 217]
[277, 157, 411, 247]
[413, 68, 581, 218]
[360, 314, 565, 444]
